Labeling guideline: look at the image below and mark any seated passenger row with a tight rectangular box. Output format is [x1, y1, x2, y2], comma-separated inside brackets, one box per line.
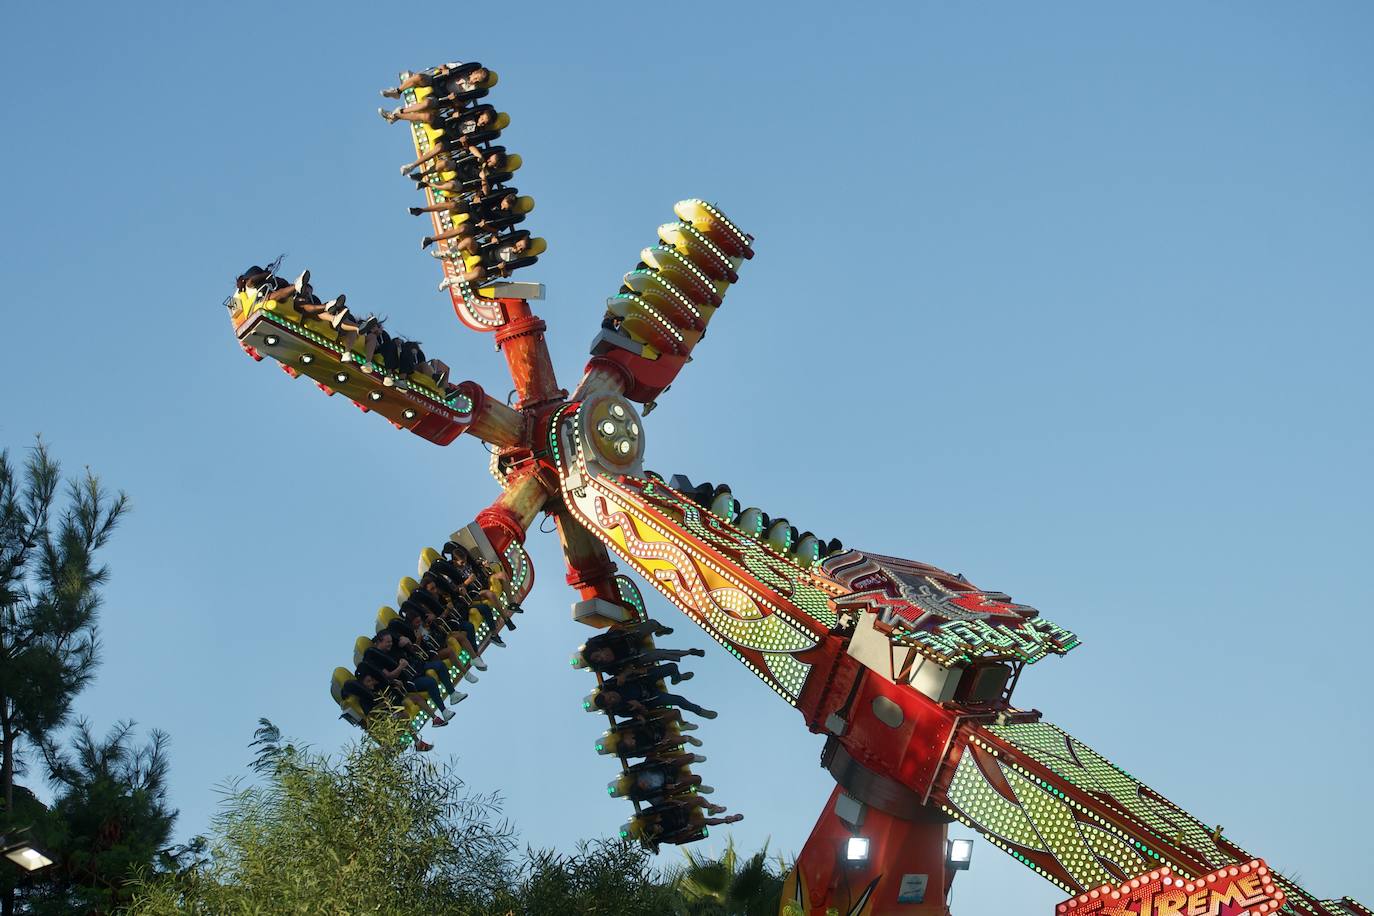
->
[377, 60, 546, 285]
[576, 618, 742, 846]
[231, 262, 462, 400]
[330, 541, 523, 751]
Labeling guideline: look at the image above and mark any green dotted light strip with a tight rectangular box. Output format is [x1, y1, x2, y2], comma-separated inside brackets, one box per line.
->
[256, 310, 473, 415]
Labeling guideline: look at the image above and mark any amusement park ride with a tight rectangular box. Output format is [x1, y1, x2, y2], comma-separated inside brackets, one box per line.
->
[224, 60, 1369, 916]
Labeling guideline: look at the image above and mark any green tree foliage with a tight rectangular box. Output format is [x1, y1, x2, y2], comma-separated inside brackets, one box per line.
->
[0, 440, 127, 811]
[485, 839, 679, 916]
[128, 720, 781, 916]
[672, 837, 788, 916]
[128, 719, 517, 915]
[20, 721, 176, 915]
[0, 439, 136, 916]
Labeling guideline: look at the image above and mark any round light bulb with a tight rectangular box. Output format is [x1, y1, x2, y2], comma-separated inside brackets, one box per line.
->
[610, 404, 625, 418]
[599, 420, 616, 436]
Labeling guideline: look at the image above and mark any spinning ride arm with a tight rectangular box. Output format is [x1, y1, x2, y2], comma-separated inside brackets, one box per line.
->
[229, 289, 523, 448]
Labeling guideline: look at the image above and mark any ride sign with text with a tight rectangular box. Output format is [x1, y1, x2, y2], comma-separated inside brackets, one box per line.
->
[1056, 861, 1283, 916]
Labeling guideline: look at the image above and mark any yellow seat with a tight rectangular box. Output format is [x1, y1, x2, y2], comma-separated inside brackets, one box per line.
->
[397, 576, 421, 606]
[376, 606, 398, 633]
[418, 547, 441, 578]
[330, 667, 353, 705]
[409, 373, 444, 398]
[353, 636, 373, 667]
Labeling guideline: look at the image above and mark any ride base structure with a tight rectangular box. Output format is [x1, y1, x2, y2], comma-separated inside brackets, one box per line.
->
[225, 60, 1370, 916]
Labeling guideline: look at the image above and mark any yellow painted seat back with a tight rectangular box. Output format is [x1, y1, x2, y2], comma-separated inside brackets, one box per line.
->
[353, 636, 373, 667]
[330, 667, 352, 705]
[376, 606, 398, 633]
[397, 576, 421, 606]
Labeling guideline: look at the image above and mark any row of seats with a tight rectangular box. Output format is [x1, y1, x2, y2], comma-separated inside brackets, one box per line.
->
[329, 540, 522, 751]
[598, 200, 753, 360]
[229, 262, 462, 403]
[660, 473, 844, 569]
[575, 618, 742, 847]
[380, 61, 546, 287]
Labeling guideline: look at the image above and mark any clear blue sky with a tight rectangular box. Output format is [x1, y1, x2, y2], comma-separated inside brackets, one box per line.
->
[2, 2, 1371, 913]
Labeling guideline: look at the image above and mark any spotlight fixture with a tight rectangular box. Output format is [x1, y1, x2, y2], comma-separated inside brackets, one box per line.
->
[334, 372, 348, 384]
[368, 391, 383, 402]
[845, 836, 870, 863]
[263, 335, 279, 346]
[403, 409, 417, 420]
[1, 835, 54, 873]
[947, 838, 973, 871]
[300, 354, 314, 364]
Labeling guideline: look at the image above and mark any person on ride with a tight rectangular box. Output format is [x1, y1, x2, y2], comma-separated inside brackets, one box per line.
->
[398, 340, 450, 388]
[411, 145, 511, 183]
[421, 189, 524, 250]
[233, 266, 303, 322]
[623, 723, 703, 757]
[363, 631, 462, 725]
[418, 573, 504, 649]
[471, 585, 516, 634]
[407, 195, 472, 216]
[452, 230, 538, 285]
[392, 107, 502, 180]
[604, 660, 694, 687]
[629, 801, 742, 845]
[381, 68, 494, 123]
[590, 679, 717, 720]
[380, 62, 491, 101]
[578, 641, 704, 674]
[616, 755, 712, 804]
[384, 612, 472, 685]
[353, 663, 440, 732]
[400, 604, 485, 674]
[575, 618, 677, 672]
[340, 674, 434, 752]
[378, 626, 458, 698]
[372, 335, 432, 386]
[600, 713, 702, 758]
[411, 148, 516, 196]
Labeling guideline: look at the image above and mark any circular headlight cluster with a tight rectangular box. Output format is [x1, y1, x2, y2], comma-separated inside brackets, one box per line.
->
[586, 397, 643, 467]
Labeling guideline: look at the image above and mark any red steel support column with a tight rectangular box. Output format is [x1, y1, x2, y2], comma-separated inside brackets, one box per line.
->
[554, 510, 621, 605]
[476, 471, 549, 556]
[494, 298, 564, 410]
[785, 787, 953, 916]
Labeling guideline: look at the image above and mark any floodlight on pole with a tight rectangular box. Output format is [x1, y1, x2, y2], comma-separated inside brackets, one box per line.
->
[1, 834, 54, 872]
[947, 837, 973, 871]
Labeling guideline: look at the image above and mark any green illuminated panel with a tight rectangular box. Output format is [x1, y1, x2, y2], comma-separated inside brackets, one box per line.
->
[761, 652, 812, 699]
[947, 753, 1047, 850]
[635, 478, 838, 629]
[945, 745, 1149, 895]
[1004, 766, 1117, 889]
[987, 721, 1227, 868]
[614, 574, 647, 621]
